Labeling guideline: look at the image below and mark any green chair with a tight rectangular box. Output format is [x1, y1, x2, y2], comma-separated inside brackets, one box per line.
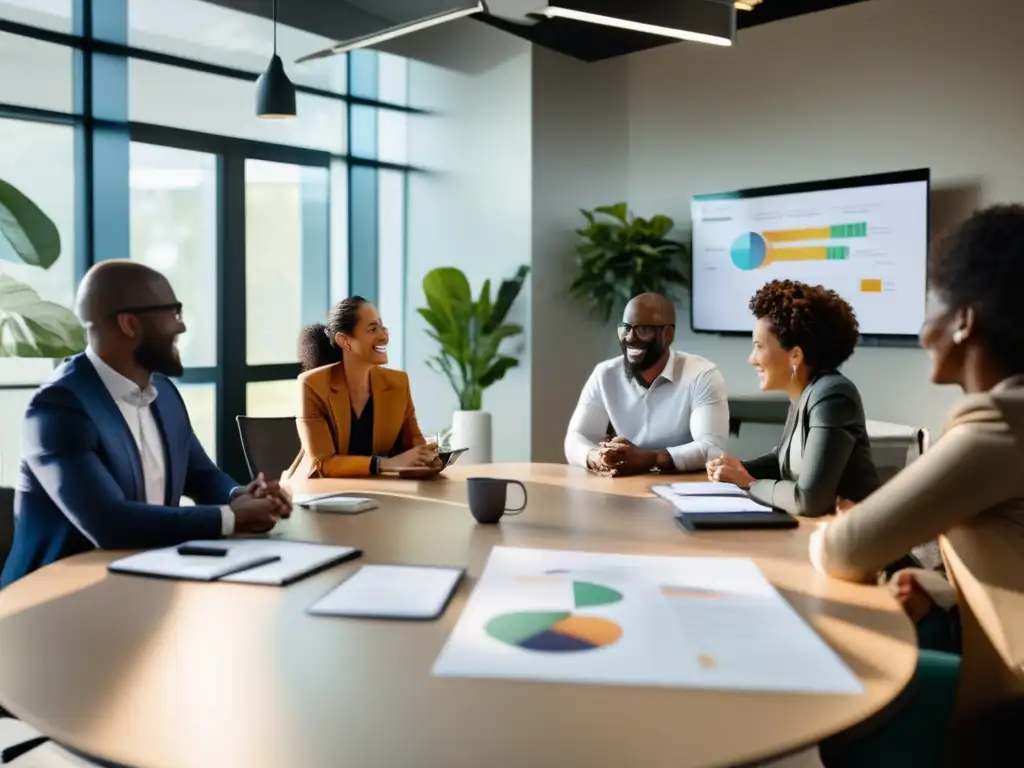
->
[819, 649, 961, 768]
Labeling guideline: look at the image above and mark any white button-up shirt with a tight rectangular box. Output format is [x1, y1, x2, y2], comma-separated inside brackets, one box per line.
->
[86, 347, 234, 535]
[564, 349, 730, 471]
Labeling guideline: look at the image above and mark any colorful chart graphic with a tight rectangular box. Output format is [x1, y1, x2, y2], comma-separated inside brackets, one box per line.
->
[486, 579, 624, 653]
[730, 222, 868, 271]
[660, 585, 727, 599]
[486, 612, 623, 652]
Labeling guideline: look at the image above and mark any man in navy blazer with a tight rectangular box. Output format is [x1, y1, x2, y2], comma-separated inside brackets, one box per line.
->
[1, 261, 291, 586]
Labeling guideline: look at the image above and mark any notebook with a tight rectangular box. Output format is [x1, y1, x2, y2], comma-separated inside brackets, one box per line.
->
[108, 539, 361, 585]
[308, 564, 465, 620]
[652, 484, 774, 514]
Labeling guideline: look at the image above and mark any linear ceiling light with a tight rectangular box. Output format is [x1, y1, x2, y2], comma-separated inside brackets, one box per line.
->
[735, 0, 763, 10]
[535, 0, 734, 46]
[296, 2, 486, 63]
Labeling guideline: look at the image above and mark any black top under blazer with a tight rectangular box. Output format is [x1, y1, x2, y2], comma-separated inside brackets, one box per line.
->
[742, 370, 881, 518]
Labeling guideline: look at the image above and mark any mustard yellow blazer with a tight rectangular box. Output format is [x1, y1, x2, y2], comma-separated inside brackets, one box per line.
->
[285, 363, 425, 479]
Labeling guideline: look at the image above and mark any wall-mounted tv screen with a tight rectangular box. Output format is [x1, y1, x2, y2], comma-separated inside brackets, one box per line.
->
[690, 169, 930, 338]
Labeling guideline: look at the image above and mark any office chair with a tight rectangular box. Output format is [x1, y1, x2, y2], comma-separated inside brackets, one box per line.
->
[235, 416, 301, 481]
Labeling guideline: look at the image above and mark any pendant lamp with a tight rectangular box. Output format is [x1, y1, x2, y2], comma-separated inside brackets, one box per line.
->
[256, 0, 296, 118]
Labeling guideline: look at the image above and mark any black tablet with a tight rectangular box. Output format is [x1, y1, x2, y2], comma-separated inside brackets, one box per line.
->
[675, 511, 798, 531]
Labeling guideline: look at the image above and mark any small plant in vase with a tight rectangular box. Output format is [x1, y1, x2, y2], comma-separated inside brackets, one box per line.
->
[418, 265, 529, 463]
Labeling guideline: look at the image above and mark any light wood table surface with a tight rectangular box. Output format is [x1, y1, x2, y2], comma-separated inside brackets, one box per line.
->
[0, 463, 917, 768]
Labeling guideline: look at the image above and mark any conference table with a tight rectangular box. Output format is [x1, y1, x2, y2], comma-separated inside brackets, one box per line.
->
[0, 463, 917, 768]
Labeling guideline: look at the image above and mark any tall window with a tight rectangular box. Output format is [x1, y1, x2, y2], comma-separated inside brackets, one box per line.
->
[0, 0, 417, 482]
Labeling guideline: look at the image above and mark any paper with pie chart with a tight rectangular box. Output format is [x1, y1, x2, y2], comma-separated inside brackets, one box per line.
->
[432, 547, 862, 694]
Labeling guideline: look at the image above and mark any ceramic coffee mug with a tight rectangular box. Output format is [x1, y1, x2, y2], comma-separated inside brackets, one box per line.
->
[466, 477, 527, 524]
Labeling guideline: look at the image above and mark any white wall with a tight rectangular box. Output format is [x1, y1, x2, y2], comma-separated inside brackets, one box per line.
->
[403, 21, 534, 460]
[530, 48, 630, 462]
[626, 0, 1024, 441]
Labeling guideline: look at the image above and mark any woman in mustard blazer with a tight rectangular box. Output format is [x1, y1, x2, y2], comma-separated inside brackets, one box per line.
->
[285, 297, 440, 479]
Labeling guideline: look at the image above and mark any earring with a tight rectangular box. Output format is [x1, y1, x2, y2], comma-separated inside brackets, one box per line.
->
[791, 364, 797, 378]
[952, 328, 965, 345]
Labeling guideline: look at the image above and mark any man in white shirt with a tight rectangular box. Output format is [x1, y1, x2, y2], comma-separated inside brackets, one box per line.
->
[564, 293, 730, 476]
[2, 260, 291, 585]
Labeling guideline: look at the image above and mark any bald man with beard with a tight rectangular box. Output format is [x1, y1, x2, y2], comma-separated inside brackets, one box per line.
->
[1, 260, 290, 586]
[564, 293, 730, 477]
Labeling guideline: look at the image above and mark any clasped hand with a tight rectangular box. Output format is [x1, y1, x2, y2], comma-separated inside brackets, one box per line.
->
[230, 472, 293, 534]
[588, 437, 654, 477]
[386, 443, 443, 478]
[704, 454, 754, 489]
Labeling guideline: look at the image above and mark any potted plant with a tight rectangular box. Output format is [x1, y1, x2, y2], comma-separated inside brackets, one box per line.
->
[0, 180, 87, 493]
[569, 202, 691, 322]
[418, 265, 529, 464]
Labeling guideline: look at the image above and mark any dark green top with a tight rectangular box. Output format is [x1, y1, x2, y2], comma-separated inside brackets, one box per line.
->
[742, 371, 881, 518]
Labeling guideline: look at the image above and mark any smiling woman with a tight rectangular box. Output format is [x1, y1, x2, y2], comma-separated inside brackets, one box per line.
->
[706, 279, 881, 518]
[285, 297, 440, 480]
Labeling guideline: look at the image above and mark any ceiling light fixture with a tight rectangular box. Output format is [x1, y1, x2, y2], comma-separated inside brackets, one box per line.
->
[256, 0, 296, 118]
[296, 2, 486, 63]
[534, 0, 735, 46]
[735, 0, 763, 10]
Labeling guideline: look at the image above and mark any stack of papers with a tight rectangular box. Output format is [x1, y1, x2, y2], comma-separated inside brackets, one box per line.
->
[652, 483, 773, 514]
[109, 539, 360, 585]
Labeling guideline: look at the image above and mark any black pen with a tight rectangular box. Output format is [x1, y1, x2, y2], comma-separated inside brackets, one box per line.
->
[177, 544, 229, 557]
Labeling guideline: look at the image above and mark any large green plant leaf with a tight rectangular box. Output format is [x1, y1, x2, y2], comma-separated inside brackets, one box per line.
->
[485, 264, 530, 333]
[0, 274, 86, 358]
[0, 179, 61, 269]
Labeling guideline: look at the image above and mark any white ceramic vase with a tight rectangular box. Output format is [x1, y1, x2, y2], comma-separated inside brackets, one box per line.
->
[451, 410, 492, 465]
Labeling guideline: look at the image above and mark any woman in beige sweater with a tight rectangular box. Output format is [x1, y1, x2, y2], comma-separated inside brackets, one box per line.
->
[811, 204, 1024, 765]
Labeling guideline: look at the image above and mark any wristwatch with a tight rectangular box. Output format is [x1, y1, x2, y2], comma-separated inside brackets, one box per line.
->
[370, 455, 382, 476]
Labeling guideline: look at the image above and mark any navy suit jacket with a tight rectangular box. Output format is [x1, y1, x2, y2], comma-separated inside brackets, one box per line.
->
[0, 354, 239, 587]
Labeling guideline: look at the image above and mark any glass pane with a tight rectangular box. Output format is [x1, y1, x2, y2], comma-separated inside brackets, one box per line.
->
[0, 31, 74, 113]
[330, 160, 349, 301]
[246, 379, 298, 418]
[127, 0, 347, 94]
[378, 108, 408, 165]
[129, 143, 219, 368]
[378, 52, 408, 105]
[0, 388, 34, 486]
[378, 170, 406, 370]
[176, 382, 216, 461]
[245, 160, 329, 365]
[0, 119, 76, 385]
[0, 0, 73, 33]
[129, 59, 347, 154]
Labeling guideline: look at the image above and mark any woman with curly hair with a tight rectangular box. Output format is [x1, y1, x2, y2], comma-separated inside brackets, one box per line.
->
[809, 205, 1024, 765]
[706, 279, 880, 517]
[283, 296, 440, 480]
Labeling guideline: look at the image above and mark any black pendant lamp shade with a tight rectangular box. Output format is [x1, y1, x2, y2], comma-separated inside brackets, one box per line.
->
[256, 0, 296, 118]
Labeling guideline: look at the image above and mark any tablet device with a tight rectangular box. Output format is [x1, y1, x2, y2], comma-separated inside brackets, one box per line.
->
[675, 511, 798, 531]
[308, 564, 465, 621]
[439, 447, 469, 468]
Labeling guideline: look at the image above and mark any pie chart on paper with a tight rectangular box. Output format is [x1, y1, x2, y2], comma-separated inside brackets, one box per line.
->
[485, 580, 624, 653]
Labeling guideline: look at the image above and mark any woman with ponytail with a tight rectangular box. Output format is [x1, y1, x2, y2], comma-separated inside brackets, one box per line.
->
[285, 297, 440, 479]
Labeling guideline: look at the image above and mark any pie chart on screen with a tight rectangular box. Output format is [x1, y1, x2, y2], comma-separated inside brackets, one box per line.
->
[485, 580, 624, 653]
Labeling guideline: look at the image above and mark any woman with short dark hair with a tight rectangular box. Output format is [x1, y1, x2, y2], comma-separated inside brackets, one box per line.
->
[284, 297, 439, 479]
[707, 279, 880, 517]
[812, 204, 1024, 766]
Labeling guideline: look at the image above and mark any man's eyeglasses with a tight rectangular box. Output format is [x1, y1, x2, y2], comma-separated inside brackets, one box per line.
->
[112, 303, 183, 322]
[617, 323, 673, 341]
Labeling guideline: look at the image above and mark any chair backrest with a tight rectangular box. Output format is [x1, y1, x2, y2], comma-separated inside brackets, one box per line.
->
[0, 486, 14, 573]
[235, 416, 301, 481]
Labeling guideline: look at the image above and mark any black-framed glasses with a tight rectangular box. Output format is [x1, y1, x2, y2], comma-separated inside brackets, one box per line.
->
[112, 303, 183, 321]
[617, 322, 673, 341]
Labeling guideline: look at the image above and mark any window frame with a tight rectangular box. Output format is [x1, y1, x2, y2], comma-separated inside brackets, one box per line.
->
[0, 0, 418, 481]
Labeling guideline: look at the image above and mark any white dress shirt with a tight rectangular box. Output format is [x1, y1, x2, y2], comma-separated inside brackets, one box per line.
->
[86, 347, 234, 535]
[564, 349, 730, 472]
